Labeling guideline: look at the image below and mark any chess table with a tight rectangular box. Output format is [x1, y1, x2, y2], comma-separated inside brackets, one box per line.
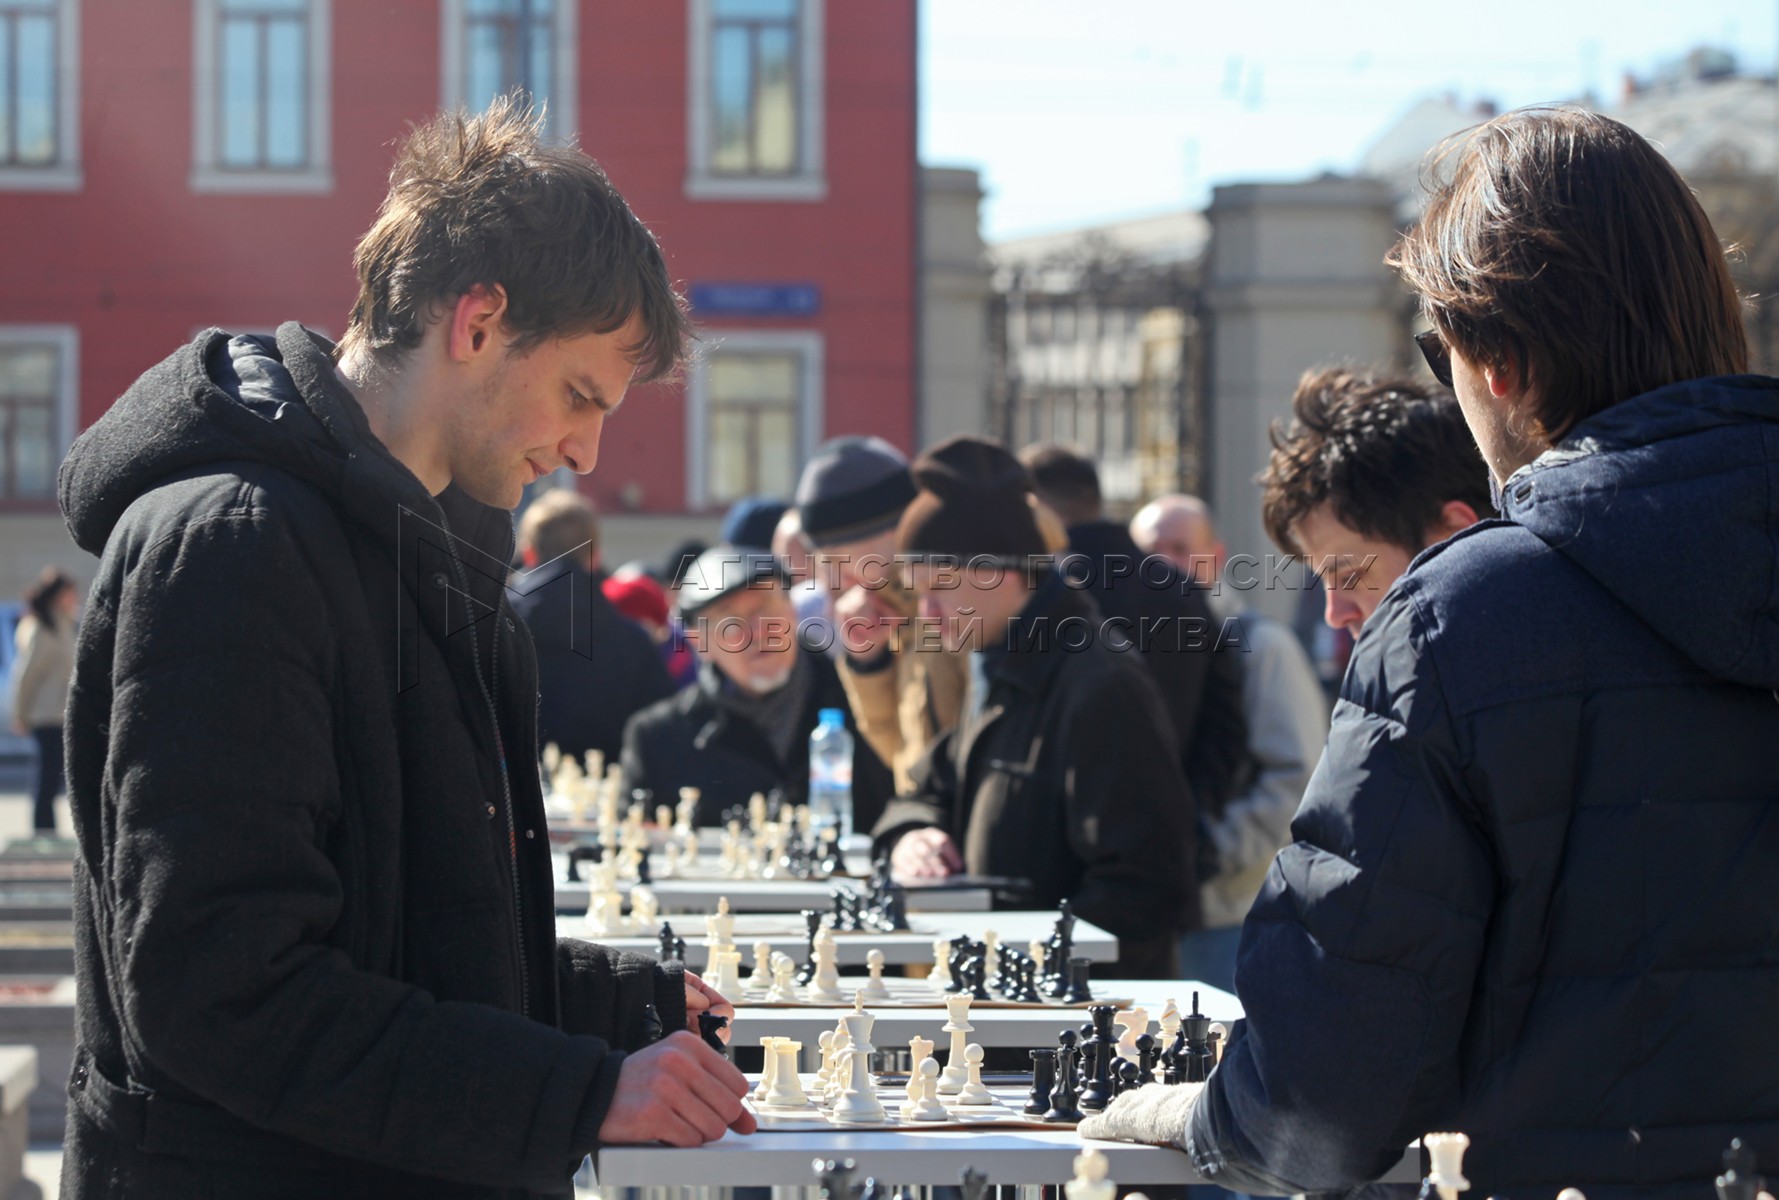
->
[731, 980, 1242, 1067]
[583, 910, 1118, 970]
[553, 874, 993, 915]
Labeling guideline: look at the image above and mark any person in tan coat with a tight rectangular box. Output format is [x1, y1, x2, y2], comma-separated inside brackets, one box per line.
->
[9, 567, 78, 833]
[794, 437, 969, 794]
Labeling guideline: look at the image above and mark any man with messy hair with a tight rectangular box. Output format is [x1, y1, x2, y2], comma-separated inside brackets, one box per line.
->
[57, 101, 753, 1198]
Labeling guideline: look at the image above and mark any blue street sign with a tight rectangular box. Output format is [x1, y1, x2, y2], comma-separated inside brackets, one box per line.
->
[689, 282, 822, 318]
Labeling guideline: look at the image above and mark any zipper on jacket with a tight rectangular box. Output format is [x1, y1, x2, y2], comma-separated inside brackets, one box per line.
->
[446, 535, 531, 1020]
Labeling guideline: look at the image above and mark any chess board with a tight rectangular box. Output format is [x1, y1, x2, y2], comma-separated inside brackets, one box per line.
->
[746, 1078, 1073, 1132]
[736, 977, 1130, 1011]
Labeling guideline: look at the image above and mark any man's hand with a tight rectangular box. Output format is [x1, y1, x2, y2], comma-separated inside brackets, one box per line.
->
[1075, 1081, 1204, 1149]
[890, 828, 963, 880]
[683, 971, 735, 1042]
[834, 586, 900, 664]
[597, 1031, 757, 1146]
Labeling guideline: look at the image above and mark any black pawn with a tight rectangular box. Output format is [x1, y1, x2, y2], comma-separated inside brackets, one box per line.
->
[657, 921, 678, 961]
[1064, 956, 1093, 1004]
[1135, 1033, 1159, 1086]
[639, 1002, 664, 1045]
[1115, 1057, 1142, 1096]
[1045, 1030, 1085, 1122]
[967, 953, 992, 1002]
[635, 850, 652, 886]
[1026, 1048, 1058, 1115]
[672, 935, 687, 962]
[698, 1011, 729, 1057]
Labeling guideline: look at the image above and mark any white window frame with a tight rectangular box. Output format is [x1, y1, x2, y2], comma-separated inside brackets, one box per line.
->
[685, 0, 824, 202]
[439, 0, 577, 143]
[686, 328, 824, 509]
[0, 0, 81, 191]
[0, 324, 77, 504]
[191, 0, 332, 194]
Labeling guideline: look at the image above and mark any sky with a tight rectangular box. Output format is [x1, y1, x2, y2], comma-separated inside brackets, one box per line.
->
[919, 0, 1779, 242]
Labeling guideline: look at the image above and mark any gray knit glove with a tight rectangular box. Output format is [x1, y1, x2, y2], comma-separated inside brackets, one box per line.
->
[1075, 1082, 1204, 1150]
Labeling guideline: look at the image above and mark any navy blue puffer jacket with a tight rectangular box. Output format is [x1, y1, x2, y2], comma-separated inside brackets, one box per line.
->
[1189, 376, 1779, 1200]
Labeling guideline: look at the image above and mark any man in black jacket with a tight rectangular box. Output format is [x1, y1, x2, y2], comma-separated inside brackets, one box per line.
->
[513, 489, 675, 769]
[873, 437, 1197, 977]
[55, 101, 751, 1200]
[621, 548, 893, 831]
[1020, 444, 1250, 839]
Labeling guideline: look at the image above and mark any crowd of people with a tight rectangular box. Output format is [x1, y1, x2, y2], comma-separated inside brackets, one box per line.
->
[28, 94, 1779, 1200]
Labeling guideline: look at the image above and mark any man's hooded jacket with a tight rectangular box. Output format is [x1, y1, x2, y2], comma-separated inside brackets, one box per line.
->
[1191, 376, 1779, 1200]
[56, 326, 685, 1199]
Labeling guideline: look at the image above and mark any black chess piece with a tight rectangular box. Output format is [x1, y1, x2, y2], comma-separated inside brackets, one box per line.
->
[1045, 1029, 1086, 1122]
[1026, 1048, 1058, 1115]
[639, 1002, 664, 1045]
[672, 934, 687, 961]
[1717, 1139, 1762, 1200]
[946, 935, 973, 993]
[1135, 1033, 1159, 1086]
[1064, 956, 1093, 1004]
[815, 1157, 859, 1200]
[566, 841, 602, 882]
[657, 921, 678, 961]
[967, 952, 992, 1002]
[959, 1167, 989, 1200]
[1183, 990, 1216, 1084]
[635, 849, 652, 886]
[992, 948, 1016, 996]
[1115, 1057, 1143, 1096]
[796, 909, 822, 985]
[1079, 1005, 1120, 1112]
[698, 1012, 730, 1057]
[1020, 958, 1043, 1003]
[1045, 900, 1077, 997]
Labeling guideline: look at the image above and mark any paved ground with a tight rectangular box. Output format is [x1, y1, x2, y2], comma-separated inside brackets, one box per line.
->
[1, 768, 67, 1199]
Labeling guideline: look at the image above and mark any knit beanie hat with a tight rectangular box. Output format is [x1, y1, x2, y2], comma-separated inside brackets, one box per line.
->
[795, 436, 918, 548]
[721, 495, 789, 550]
[896, 435, 1048, 566]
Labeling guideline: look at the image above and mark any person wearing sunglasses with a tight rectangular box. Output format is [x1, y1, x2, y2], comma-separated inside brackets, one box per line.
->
[1080, 105, 1779, 1198]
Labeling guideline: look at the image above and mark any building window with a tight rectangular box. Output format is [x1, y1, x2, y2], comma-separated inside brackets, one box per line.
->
[441, 0, 576, 142]
[686, 0, 824, 201]
[0, 327, 76, 504]
[192, 0, 331, 192]
[688, 331, 823, 508]
[0, 0, 78, 189]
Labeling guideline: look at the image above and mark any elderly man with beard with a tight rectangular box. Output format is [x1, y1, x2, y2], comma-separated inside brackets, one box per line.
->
[620, 547, 891, 828]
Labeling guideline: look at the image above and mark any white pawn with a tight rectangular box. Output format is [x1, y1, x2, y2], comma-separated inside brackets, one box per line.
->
[814, 1030, 837, 1090]
[763, 1040, 812, 1108]
[1065, 1148, 1117, 1200]
[954, 1043, 993, 1105]
[1028, 938, 1048, 985]
[861, 948, 892, 1000]
[747, 939, 773, 989]
[929, 937, 954, 992]
[807, 927, 845, 1003]
[765, 953, 800, 1002]
[902, 1057, 949, 1121]
[983, 929, 1001, 980]
[823, 1021, 852, 1105]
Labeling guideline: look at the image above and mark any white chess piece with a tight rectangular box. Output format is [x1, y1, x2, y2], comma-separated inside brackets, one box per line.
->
[954, 1043, 993, 1105]
[765, 954, 800, 1002]
[861, 948, 892, 1000]
[814, 1030, 837, 1090]
[930, 937, 954, 992]
[1556, 1190, 1588, 1200]
[628, 887, 659, 931]
[747, 939, 773, 989]
[807, 927, 845, 1003]
[708, 948, 744, 999]
[1028, 939, 1048, 984]
[830, 1011, 886, 1122]
[903, 1056, 949, 1121]
[1114, 1008, 1149, 1061]
[1208, 1022, 1230, 1063]
[983, 930, 1001, 980]
[1158, 998, 1182, 1042]
[904, 1036, 934, 1110]
[763, 1040, 812, 1108]
[1425, 1132, 1470, 1200]
[661, 842, 682, 879]
[705, 896, 736, 948]
[823, 1021, 852, 1106]
[1064, 1148, 1117, 1200]
[938, 993, 974, 1095]
[753, 1037, 780, 1101]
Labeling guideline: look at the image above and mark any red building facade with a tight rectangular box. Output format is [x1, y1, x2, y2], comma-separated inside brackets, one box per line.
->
[0, 0, 917, 550]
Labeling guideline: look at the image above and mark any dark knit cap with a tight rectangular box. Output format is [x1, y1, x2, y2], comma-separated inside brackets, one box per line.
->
[721, 495, 789, 550]
[795, 436, 918, 548]
[896, 435, 1047, 565]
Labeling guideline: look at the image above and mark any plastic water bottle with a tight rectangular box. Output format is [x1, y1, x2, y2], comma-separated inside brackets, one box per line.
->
[807, 708, 854, 840]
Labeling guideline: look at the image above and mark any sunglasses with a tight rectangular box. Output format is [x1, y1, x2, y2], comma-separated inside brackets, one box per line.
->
[1414, 329, 1453, 388]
